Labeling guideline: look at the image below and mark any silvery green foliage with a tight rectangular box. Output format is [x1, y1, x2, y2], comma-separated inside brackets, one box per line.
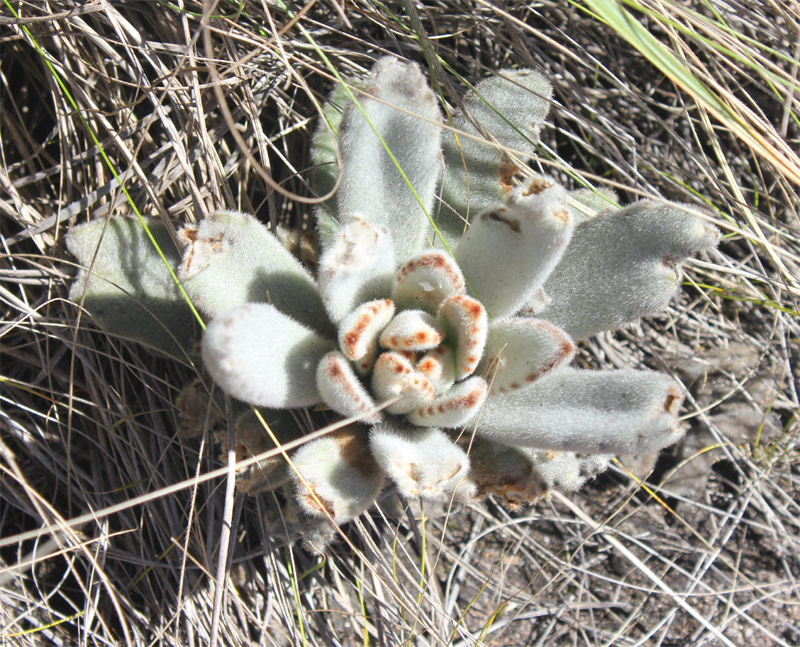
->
[66, 218, 198, 358]
[438, 68, 552, 245]
[67, 56, 719, 548]
[179, 210, 333, 336]
[318, 57, 444, 261]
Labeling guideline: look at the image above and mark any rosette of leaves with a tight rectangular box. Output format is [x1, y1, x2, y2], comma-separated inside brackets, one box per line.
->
[67, 56, 718, 546]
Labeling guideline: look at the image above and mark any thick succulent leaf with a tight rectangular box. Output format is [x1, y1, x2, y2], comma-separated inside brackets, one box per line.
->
[379, 310, 444, 352]
[311, 82, 351, 224]
[316, 351, 381, 423]
[371, 352, 435, 415]
[437, 295, 488, 380]
[369, 423, 473, 500]
[291, 427, 385, 523]
[318, 218, 396, 324]
[455, 178, 573, 319]
[438, 69, 552, 243]
[393, 251, 466, 313]
[407, 376, 488, 428]
[416, 346, 456, 394]
[524, 450, 613, 493]
[66, 217, 198, 359]
[202, 303, 333, 408]
[336, 57, 444, 262]
[456, 435, 547, 508]
[538, 201, 720, 340]
[338, 298, 395, 364]
[478, 367, 685, 455]
[480, 318, 574, 395]
[179, 210, 332, 336]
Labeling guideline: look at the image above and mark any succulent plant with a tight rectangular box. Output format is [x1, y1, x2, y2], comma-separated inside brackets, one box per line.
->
[67, 56, 719, 548]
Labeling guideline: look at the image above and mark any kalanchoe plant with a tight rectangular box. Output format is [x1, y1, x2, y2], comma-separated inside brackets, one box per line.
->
[67, 56, 719, 549]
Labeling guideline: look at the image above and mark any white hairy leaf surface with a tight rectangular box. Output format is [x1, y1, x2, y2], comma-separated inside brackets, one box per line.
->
[318, 218, 396, 323]
[66, 217, 197, 358]
[480, 318, 575, 395]
[478, 367, 685, 454]
[525, 451, 613, 492]
[416, 345, 456, 394]
[538, 201, 720, 340]
[369, 423, 473, 499]
[316, 351, 381, 423]
[407, 376, 488, 428]
[455, 178, 573, 318]
[379, 310, 444, 352]
[338, 298, 395, 363]
[393, 251, 466, 313]
[202, 303, 333, 408]
[311, 82, 351, 225]
[438, 68, 552, 244]
[337, 57, 443, 262]
[371, 352, 435, 415]
[291, 427, 385, 523]
[179, 210, 332, 335]
[437, 294, 488, 380]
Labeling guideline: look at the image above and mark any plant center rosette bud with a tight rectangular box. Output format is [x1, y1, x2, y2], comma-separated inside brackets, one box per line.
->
[318, 247, 490, 430]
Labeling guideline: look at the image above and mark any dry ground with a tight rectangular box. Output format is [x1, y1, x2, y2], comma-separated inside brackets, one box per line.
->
[1, 1, 799, 645]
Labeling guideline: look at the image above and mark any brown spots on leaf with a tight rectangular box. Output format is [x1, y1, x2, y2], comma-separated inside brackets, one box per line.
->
[396, 252, 465, 293]
[664, 387, 681, 415]
[439, 295, 487, 380]
[448, 294, 485, 321]
[334, 428, 382, 480]
[553, 209, 570, 224]
[420, 382, 485, 418]
[179, 227, 225, 275]
[326, 356, 343, 378]
[466, 301, 484, 320]
[323, 353, 378, 421]
[341, 299, 393, 360]
[498, 156, 522, 193]
[522, 177, 554, 196]
[417, 358, 437, 374]
[662, 256, 681, 281]
[462, 385, 484, 409]
[415, 331, 429, 344]
[179, 226, 198, 243]
[303, 487, 335, 517]
[482, 209, 521, 233]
